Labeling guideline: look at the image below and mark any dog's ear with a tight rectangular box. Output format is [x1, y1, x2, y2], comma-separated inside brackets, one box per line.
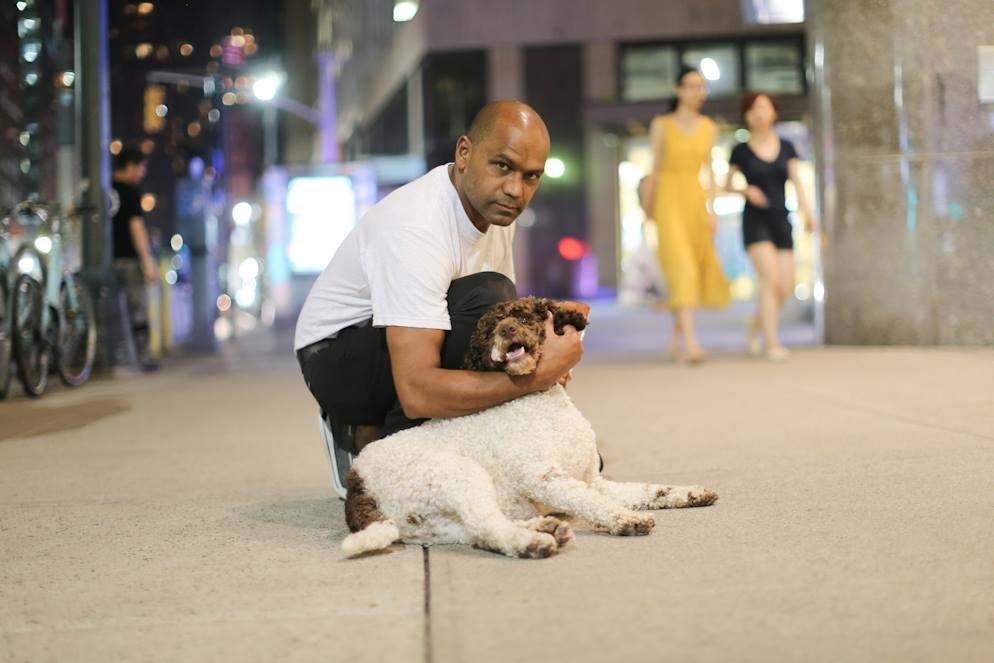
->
[462, 301, 508, 370]
[551, 301, 588, 333]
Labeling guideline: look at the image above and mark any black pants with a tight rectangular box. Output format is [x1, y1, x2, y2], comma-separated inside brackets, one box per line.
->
[297, 272, 516, 449]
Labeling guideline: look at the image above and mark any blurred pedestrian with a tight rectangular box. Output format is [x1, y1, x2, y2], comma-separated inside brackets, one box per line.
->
[727, 92, 818, 361]
[110, 145, 159, 371]
[641, 67, 730, 364]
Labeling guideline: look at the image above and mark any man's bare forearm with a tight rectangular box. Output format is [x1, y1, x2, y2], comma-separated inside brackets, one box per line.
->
[398, 367, 540, 420]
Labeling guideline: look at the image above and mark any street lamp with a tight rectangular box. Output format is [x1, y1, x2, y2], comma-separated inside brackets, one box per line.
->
[251, 71, 283, 102]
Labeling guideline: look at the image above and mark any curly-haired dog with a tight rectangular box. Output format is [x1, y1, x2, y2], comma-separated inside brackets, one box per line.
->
[342, 297, 718, 559]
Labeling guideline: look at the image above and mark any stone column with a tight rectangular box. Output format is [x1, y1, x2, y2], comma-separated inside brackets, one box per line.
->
[808, 0, 994, 345]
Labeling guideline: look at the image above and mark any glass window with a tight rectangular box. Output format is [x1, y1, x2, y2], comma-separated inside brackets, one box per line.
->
[745, 41, 804, 94]
[621, 46, 679, 102]
[682, 44, 740, 97]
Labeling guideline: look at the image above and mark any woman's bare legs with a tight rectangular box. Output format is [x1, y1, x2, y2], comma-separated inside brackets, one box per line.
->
[747, 242, 785, 354]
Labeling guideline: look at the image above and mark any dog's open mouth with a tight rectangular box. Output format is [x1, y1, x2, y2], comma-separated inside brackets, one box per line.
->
[505, 343, 528, 363]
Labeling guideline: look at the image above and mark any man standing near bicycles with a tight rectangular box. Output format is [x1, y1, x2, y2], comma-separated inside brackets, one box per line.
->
[110, 145, 159, 371]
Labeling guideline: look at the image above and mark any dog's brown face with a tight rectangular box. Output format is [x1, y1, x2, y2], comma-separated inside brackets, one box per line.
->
[490, 316, 544, 376]
[463, 297, 589, 376]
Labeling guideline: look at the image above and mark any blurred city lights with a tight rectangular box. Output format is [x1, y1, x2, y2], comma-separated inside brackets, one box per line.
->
[238, 258, 260, 281]
[187, 121, 201, 137]
[109, 139, 122, 154]
[617, 161, 643, 186]
[165, 270, 177, 285]
[700, 57, 721, 81]
[214, 318, 232, 341]
[230, 35, 246, 48]
[794, 283, 811, 301]
[210, 44, 222, 58]
[19, 131, 30, 146]
[235, 285, 257, 308]
[16, 1, 27, 10]
[813, 282, 825, 302]
[232, 201, 253, 226]
[393, 0, 419, 22]
[135, 43, 152, 59]
[18, 253, 40, 275]
[33, 236, 52, 254]
[154, 104, 168, 117]
[734, 128, 751, 143]
[137, 2, 154, 15]
[216, 294, 232, 312]
[60, 71, 75, 87]
[140, 138, 155, 154]
[170, 233, 184, 251]
[545, 157, 566, 179]
[180, 43, 194, 56]
[558, 237, 587, 261]
[221, 92, 237, 106]
[141, 194, 157, 212]
[252, 72, 283, 101]
[208, 108, 221, 122]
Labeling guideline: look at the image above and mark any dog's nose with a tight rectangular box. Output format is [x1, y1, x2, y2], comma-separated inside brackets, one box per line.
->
[501, 324, 517, 338]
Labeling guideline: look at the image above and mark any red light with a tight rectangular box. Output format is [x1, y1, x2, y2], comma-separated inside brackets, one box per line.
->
[558, 237, 587, 261]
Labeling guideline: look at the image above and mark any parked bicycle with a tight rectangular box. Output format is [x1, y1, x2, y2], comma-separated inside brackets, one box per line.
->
[0, 207, 46, 398]
[6, 202, 96, 397]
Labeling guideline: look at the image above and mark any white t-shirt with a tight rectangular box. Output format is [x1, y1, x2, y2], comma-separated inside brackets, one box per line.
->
[294, 164, 515, 351]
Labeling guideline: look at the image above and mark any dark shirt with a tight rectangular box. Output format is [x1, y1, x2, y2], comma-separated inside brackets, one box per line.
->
[728, 137, 798, 224]
[112, 180, 143, 259]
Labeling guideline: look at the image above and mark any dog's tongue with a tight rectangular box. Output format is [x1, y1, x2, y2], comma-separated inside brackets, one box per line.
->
[506, 347, 527, 362]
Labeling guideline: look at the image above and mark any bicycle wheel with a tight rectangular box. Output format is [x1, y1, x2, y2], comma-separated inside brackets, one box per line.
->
[12, 274, 48, 397]
[0, 282, 12, 398]
[57, 277, 97, 386]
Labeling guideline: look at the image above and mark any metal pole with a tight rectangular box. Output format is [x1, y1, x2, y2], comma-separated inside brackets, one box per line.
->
[315, 52, 339, 164]
[75, 0, 121, 368]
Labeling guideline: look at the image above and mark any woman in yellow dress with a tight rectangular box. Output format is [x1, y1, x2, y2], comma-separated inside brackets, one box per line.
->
[642, 67, 730, 363]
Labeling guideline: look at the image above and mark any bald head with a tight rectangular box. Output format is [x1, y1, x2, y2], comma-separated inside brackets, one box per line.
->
[451, 100, 551, 232]
[466, 100, 550, 148]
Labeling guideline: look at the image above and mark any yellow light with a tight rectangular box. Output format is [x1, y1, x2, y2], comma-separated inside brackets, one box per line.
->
[230, 35, 245, 48]
[187, 121, 201, 137]
[137, 2, 154, 15]
[209, 44, 222, 58]
[110, 139, 122, 155]
[179, 43, 193, 56]
[135, 43, 153, 59]
[244, 43, 258, 56]
[140, 194, 157, 212]
[221, 92, 237, 106]
[141, 138, 155, 154]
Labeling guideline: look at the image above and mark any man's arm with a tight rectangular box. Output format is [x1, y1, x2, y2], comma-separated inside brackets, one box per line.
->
[387, 314, 582, 420]
[128, 216, 158, 283]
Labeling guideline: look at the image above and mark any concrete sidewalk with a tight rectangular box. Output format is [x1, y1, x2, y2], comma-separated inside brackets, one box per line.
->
[1, 335, 992, 662]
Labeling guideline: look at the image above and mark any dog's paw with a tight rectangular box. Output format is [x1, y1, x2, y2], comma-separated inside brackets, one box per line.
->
[529, 516, 574, 546]
[608, 512, 655, 536]
[515, 532, 559, 559]
[649, 485, 719, 508]
[685, 487, 719, 507]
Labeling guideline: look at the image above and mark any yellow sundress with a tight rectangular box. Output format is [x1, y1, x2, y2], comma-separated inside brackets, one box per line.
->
[651, 114, 730, 310]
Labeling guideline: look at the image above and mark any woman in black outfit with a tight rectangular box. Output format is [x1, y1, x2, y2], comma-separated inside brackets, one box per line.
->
[727, 92, 818, 361]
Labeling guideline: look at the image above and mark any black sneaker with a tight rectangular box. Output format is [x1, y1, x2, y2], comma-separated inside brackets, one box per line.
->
[318, 412, 356, 500]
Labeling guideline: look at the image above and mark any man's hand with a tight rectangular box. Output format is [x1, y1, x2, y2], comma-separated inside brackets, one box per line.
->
[529, 312, 583, 390]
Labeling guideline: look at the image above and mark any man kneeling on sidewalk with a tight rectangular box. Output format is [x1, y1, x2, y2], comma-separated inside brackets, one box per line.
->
[295, 101, 584, 498]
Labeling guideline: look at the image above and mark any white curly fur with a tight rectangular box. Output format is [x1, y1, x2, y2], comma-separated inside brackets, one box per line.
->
[342, 385, 717, 559]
